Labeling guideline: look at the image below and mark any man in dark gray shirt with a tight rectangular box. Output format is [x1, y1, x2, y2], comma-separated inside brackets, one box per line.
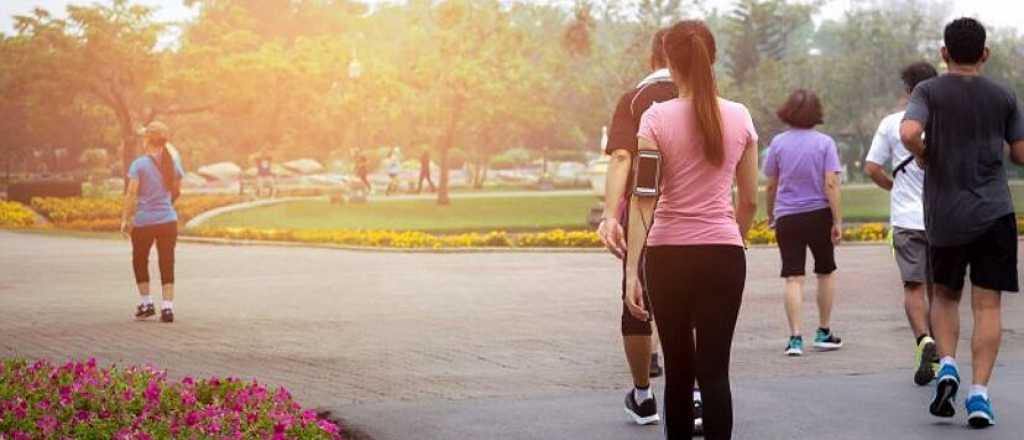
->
[901, 17, 1024, 429]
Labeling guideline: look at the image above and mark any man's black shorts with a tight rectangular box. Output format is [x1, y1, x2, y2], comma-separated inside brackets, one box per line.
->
[775, 208, 837, 278]
[930, 213, 1019, 293]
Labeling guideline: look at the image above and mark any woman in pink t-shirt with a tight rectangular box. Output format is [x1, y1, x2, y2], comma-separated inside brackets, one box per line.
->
[623, 20, 759, 439]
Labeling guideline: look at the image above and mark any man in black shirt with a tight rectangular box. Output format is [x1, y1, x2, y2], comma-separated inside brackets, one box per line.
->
[901, 17, 1024, 429]
[597, 27, 705, 430]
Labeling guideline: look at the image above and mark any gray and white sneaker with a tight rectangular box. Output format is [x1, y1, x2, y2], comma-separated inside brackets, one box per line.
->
[624, 390, 660, 425]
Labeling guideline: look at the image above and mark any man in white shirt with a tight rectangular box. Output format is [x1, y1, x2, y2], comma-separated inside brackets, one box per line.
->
[864, 61, 939, 387]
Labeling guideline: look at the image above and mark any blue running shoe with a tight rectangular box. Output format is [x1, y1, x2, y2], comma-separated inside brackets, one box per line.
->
[813, 328, 843, 351]
[966, 394, 995, 428]
[784, 336, 803, 356]
[929, 363, 960, 418]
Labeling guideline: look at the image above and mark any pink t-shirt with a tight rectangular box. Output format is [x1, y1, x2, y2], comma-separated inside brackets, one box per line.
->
[637, 97, 758, 247]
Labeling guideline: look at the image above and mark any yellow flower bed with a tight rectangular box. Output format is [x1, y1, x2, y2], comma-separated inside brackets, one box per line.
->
[747, 221, 892, 245]
[0, 201, 36, 228]
[191, 227, 606, 249]
[191, 228, 518, 249]
[30, 196, 240, 231]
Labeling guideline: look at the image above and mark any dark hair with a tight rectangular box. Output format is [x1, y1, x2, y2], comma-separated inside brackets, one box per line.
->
[151, 138, 177, 197]
[664, 20, 724, 166]
[650, 27, 670, 70]
[900, 62, 938, 94]
[777, 89, 824, 129]
[944, 18, 986, 64]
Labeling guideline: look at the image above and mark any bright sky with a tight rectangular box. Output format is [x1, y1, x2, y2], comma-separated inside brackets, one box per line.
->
[1, 0, 1022, 35]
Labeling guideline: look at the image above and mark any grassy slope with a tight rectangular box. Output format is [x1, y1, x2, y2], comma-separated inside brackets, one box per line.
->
[201, 195, 598, 233]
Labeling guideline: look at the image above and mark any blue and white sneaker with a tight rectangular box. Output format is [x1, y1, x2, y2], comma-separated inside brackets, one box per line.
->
[966, 394, 995, 428]
[813, 328, 843, 351]
[784, 336, 804, 356]
[929, 363, 960, 418]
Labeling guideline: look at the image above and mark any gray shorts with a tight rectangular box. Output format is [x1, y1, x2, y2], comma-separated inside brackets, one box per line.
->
[893, 227, 929, 284]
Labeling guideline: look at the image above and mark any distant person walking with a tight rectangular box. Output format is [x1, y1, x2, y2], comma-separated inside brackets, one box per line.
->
[384, 148, 402, 196]
[353, 148, 371, 193]
[864, 61, 939, 386]
[625, 20, 759, 439]
[763, 89, 844, 356]
[900, 17, 1024, 428]
[256, 151, 275, 198]
[417, 150, 436, 193]
[120, 121, 184, 324]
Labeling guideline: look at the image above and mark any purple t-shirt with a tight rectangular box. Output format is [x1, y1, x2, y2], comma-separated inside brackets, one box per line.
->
[763, 129, 841, 220]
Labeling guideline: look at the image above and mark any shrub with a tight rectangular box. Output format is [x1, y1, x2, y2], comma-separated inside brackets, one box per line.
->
[0, 358, 343, 439]
[30, 196, 240, 232]
[0, 202, 36, 228]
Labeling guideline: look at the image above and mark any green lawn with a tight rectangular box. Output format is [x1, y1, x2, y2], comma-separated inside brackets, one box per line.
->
[201, 183, 1024, 232]
[800, 182, 1024, 222]
[201, 194, 598, 233]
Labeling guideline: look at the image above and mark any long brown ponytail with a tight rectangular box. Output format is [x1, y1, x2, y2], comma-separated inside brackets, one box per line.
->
[664, 20, 724, 166]
[144, 121, 179, 201]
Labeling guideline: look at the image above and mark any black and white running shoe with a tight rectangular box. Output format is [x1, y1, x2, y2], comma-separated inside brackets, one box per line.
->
[624, 390, 660, 425]
[160, 308, 174, 323]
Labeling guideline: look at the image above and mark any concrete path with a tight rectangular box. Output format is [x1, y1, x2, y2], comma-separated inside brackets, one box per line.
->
[1, 231, 1022, 439]
[340, 367, 1024, 440]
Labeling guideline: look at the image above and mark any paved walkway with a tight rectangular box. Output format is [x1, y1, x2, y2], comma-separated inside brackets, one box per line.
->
[1, 231, 1022, 438]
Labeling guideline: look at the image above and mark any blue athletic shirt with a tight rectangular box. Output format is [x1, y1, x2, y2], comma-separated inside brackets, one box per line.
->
[128, 153, 185, 227]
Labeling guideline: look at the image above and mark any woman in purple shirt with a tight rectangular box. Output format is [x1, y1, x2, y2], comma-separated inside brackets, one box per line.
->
[763, 89, 844, 356]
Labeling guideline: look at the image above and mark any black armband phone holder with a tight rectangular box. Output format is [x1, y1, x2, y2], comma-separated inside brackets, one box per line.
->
[633, 150, 661, 198]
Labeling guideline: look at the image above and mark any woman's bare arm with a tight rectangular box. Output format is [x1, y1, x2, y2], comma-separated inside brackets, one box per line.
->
[624, 137, 658, 320]
[734, 139, 759, 242]
[824, 171, 842, 244]
[121, 179, 139, 234]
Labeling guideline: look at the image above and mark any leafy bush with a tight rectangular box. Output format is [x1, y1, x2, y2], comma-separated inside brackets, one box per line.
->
[0, 202, 36, 228]
[30, 196, 240, 231]
[0, 358, 343, 439]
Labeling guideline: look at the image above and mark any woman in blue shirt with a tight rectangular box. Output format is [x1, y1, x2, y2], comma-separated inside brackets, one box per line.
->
[120, 121, 184, 323]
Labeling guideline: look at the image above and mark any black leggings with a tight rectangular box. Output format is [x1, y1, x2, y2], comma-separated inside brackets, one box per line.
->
[131, 221, 178, 285]
[645, 245, 745, 440]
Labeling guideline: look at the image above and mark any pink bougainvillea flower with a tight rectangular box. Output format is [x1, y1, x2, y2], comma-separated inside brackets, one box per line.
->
[75, 410, 93, 423]
[185, 411, 201, 427]
[144, 380, 161, 403]
[301, 409, 317, 425]
[318, 419, 340, 434]
[37, 415, 58, 435]
[180, 389, 197, 407]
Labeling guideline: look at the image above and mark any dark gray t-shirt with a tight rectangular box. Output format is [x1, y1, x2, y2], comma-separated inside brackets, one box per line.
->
[904, 74, 1024, 246]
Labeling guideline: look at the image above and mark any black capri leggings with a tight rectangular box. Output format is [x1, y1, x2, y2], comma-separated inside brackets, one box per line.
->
[645, 245, 745, 440]
[131, 221, 178, 285]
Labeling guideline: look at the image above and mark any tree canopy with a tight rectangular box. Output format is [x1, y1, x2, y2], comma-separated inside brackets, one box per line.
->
[3, 0, 1023, 201]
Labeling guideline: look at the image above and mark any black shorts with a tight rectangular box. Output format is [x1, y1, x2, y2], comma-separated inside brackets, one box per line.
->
[775, 208, 837, 278]
[930, 213, 1019, 293]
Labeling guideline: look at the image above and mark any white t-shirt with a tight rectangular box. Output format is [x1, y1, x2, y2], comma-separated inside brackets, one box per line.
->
[865, 111, 925, 230]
